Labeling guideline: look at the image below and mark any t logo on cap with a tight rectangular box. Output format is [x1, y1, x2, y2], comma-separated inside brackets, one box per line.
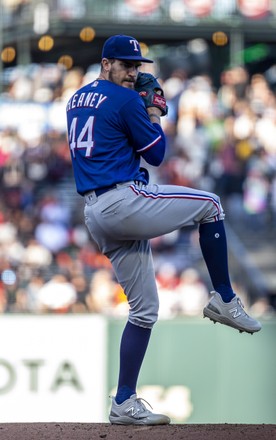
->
[130, 39, 140, 52]
[102, 35, 153, 63]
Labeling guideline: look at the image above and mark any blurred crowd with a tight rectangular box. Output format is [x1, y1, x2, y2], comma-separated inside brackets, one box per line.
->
[0, 59, 275, 318]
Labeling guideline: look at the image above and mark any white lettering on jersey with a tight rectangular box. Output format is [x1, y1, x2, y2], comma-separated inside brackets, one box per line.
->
[95, 94, 108, 108]
[67, 93, 107, 111]
[84, 93, 93, 106]
[77, 93, 86, 107]
[71, 94, 78, 109]
[69, 115, 95, 158]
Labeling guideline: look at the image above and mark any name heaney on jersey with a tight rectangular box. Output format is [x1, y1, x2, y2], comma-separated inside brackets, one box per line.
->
[66, 92, 108, 111]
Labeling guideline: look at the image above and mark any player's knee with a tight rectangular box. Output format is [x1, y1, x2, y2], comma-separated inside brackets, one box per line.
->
[202, 191, 225, 222]
[129, 315, 158, 329]
[128, 301, 159, 329]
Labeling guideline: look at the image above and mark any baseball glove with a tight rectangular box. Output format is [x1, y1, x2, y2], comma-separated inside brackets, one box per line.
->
[135, 72, 168, 116]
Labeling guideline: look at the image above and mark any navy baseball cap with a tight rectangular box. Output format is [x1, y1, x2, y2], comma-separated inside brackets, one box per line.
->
[102, 35, 153, 63]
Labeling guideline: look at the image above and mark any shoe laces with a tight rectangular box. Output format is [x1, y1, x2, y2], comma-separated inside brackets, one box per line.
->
[109, 394, 153, 414]
[131, 396, 153, 415]
[236, 296, 249, 317]
[237, 297, 244, 308]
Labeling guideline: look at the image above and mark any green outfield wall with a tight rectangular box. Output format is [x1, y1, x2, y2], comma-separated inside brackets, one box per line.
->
[107, 318, 276, 424]
[0, 315, 275, 423]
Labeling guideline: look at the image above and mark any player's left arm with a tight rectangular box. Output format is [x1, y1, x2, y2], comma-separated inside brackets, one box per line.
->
[120, 97, 166, 166]
[134, 72, 168, 165]
[140, 123, 166, 166]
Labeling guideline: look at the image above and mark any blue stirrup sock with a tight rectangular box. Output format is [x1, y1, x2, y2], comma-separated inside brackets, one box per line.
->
[199, 220, 235, 303]
[115, 321, 151, 404]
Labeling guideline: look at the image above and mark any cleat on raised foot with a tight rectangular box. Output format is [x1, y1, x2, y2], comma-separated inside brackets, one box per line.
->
[109, 394, 171, 425]
[203, 291, 262, 334]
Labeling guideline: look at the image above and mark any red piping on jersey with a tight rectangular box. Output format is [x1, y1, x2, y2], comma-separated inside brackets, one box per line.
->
[136, 135, 162, 153]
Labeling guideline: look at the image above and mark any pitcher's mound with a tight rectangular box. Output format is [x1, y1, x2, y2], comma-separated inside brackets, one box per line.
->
[0, 423, 275, 440]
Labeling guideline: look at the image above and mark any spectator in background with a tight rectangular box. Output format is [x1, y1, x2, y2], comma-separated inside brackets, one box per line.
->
[85, 270, 134, 317]
[34, 194, 71, 254]
[174, 268, 209, 317]
[36, 273, 77, 313]
[70, 272, 90, 312]
[0, 285, 7, 313]
[25, 271, 45, 313]
[23, 238, 53, 267]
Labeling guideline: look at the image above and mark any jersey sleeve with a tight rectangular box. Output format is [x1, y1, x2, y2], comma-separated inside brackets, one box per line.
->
[119, 96, 166, 166]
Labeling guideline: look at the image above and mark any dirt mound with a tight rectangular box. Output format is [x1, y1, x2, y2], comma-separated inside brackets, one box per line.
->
[0, 423, 275, 440]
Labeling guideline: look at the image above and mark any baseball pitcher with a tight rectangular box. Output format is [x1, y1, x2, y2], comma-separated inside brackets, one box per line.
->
[66, 34, 261, 425]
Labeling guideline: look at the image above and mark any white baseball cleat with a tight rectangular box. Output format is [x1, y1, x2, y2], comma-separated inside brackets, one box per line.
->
[109, 394, 171, 425]
[203, 291, 262, 334]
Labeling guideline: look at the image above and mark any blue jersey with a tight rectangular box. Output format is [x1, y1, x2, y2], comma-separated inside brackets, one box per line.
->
[66, 79, 166, 195]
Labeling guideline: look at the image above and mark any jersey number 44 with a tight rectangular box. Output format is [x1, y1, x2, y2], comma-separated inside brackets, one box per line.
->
[68, 116, 95, 158]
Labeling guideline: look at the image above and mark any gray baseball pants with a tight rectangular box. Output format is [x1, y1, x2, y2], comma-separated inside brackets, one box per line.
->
[84, 181, 225, 329]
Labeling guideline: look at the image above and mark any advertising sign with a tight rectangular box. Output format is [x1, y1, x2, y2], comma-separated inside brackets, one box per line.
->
[0, 315, 107, 422]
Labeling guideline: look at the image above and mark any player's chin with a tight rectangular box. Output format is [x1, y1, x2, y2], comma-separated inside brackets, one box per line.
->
[122, 81, 135, 89]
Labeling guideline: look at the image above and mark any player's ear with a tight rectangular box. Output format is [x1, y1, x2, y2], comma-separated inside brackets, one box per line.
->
[102, 58, 110, 72]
